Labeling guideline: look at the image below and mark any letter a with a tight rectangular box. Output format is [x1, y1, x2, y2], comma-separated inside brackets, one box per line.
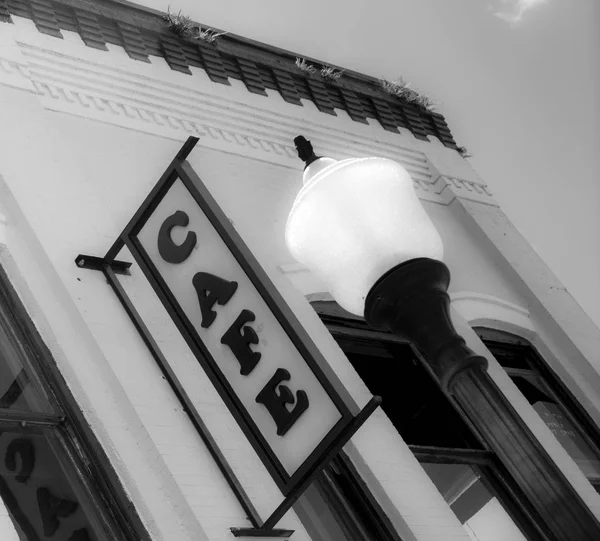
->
[192, 272, 238, 328]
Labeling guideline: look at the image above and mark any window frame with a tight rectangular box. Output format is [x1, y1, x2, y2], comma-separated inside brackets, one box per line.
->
[0, 265, 149, 541]
[296, 451, 403, 541]
[475, 327, 600, 493]
[312, 301, 554, 541]
[410, 445, 548, 540]
[314, 452, 404, 541]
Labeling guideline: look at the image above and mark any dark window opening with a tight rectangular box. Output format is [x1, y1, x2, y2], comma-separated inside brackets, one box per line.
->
[337, 338, 482, 450]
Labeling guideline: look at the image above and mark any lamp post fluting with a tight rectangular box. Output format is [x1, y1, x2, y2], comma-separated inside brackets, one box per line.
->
[286, 136, 600, 541]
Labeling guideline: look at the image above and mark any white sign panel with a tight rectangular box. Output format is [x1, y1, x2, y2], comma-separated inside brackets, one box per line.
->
[125, 161, 353, 494]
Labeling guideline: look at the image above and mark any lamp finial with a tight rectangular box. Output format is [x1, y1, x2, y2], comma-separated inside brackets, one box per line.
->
[294, 136, 320, 168]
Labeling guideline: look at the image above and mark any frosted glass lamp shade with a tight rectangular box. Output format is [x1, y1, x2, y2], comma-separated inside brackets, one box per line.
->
[285, 157, 443, 316]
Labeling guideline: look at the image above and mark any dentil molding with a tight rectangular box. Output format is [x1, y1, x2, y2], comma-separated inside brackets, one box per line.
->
[432, 175, 498, 207]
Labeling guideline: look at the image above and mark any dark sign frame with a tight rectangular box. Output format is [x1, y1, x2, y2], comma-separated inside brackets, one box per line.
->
[77, 137, 379, 534]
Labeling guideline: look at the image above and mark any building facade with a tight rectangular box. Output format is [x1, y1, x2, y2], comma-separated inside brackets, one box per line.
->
[1, 1, 600, 540]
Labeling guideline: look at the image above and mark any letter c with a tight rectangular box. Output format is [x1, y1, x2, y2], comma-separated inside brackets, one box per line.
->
[157, 210, 197, 264]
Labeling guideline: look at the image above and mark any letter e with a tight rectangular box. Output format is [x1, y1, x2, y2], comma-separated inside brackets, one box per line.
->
[221, 309, 261, 375]
[256, 368, 309, 436]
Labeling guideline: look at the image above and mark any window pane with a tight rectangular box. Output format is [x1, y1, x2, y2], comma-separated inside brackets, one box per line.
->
[510, 373, 600, 485]
[0, 323, 54, 414]
[533, 402, 600, 483]
[421, 463, 531, 541]
[296, 481, 356, 541]
[484, 343, 530, 371]
[295, 459, 397, 541]
[0, 427, 107, 540]
[477, 329, 600, 493]
[337, 339, 482, 449]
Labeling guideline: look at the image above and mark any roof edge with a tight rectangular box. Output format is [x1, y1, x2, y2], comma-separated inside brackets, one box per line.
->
[2, 0, 459, 149]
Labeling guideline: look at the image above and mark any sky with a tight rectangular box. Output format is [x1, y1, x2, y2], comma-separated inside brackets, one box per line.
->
[140, 0, 599, 327]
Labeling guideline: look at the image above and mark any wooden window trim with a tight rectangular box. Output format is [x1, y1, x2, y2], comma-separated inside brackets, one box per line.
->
[301, 452, 403, 541]
[328, 453, 403, 541]
[0, 266, 150, 541]
[408, 446, 495, 465]
[476, 327, 600, 496]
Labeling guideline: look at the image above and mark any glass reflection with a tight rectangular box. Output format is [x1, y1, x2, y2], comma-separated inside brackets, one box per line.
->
[0, 323, 53, 414]
[0, 428, 100, 540]
[511, 373, 600, 487]
[422, 463, 529, 541]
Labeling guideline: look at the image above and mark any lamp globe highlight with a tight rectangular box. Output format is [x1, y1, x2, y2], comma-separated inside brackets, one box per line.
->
[285, 136, 443, 316]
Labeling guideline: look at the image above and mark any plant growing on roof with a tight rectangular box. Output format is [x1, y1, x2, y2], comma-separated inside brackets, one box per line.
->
[379, 77, 436, 111]
[164, 6, 226, 43]
[196, 27, 227, 44]
[457, 146, 472, 158]
[164, 6, 197, 38]
[320, 66, 345, 82]
[295, 58, 317, 76]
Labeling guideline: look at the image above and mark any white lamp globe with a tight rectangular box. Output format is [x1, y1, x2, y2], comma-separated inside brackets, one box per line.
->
[285, 155, 443, 316]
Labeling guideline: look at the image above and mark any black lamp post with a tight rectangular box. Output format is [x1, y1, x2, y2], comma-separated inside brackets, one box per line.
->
[285, 136, 600, 541]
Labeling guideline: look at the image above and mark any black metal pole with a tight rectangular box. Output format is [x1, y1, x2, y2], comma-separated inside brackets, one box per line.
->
[364, 257, 600, 541]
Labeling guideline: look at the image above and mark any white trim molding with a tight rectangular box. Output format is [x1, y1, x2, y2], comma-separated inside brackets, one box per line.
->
[450, 291, 535, 338]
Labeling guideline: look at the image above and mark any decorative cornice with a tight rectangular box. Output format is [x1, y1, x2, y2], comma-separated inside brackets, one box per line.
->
[1, 0, 459, 149]
[2, 32, 443, 184]
[0, 20, 498, 208]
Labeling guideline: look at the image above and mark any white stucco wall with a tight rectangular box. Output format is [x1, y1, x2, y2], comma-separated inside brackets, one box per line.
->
[1, 13, 599, 541]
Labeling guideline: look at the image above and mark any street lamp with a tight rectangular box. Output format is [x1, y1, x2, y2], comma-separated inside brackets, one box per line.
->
[286, 136, 485, 388]
[285, 136, 600, 541]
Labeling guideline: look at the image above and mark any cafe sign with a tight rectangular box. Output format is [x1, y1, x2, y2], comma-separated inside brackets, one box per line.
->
[76, 138, 379, 532]
[132, 165, 354, 489]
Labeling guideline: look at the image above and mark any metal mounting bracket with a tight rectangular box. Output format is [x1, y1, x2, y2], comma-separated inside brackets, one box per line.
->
[75, 254, 132, 275]
[230, 527, 294, 538]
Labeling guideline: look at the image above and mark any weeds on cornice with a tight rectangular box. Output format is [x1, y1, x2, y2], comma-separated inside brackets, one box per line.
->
[380, 77, 436, 111]
[457, 146, 472, 158]
[196, 28, 227, 43]
[164, 7, 196, 38]
[295, 58, 317, 76]
[320, 66, 344, 82]
[164, 6, 226, 43]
